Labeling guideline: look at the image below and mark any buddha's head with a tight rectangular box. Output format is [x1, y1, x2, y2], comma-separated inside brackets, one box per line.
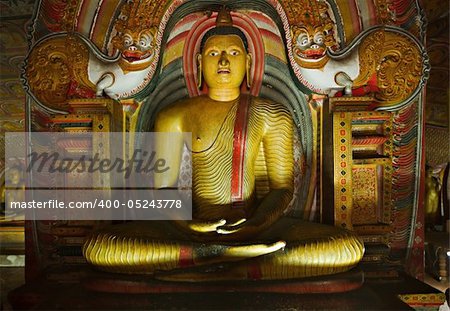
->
[6, 167, 22, 185]
[197, 9, 252, 92]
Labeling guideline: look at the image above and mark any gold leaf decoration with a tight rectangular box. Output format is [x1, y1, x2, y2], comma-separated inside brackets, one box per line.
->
[376, 32, 423, 104]
[26, 35, 95, 110]
[354, 30, 424, 107]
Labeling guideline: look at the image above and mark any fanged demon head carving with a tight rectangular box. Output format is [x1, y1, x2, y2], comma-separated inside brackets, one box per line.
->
[289, 0, 338, 69]
[111, 0, 163, 71]
[116, 27, 157, 64]
[292, 25, 328, 59]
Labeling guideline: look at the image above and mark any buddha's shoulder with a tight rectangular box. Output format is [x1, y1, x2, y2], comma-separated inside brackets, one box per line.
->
[250, 96, 291, 114]
[156, 96, 205, 120]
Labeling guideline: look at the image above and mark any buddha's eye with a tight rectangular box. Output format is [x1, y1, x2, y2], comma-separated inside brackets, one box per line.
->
[230, 50, 240, 56]
[209, 51, 219, 56]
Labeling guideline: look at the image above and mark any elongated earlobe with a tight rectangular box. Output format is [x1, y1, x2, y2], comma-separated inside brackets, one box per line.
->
[196, 54, 202, 89]
[246, 53, 252, 88]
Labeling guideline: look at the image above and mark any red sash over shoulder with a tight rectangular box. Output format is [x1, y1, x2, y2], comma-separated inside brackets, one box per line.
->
[231, 95, 250, 208]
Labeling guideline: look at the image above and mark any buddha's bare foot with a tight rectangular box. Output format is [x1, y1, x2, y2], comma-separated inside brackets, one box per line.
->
[193, 241, 285, 267]
[223, 241, 286, 259]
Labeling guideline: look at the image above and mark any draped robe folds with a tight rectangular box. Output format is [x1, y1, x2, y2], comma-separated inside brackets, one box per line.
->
[83, 96, 364, 279]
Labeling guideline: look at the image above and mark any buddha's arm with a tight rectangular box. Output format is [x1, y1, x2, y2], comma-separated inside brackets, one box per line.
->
[255, 106, 295, 226]
[153, 111, 183, 188]
[1, 184, 5, 211]
[154, 109, 227, 233]
[1, 184, 5, 203]
[218, 103, 294, 236]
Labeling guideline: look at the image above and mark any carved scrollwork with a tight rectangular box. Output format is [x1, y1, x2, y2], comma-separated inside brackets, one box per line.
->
[354, 29, 424, 106]
[353, 30, 385, 87]
[26, 34, 95, 110]
[376, 32, 423, 105]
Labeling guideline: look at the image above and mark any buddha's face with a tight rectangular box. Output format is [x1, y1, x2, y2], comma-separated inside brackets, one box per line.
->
[7, 168, 21, 185]
[200, 35, 249, 89]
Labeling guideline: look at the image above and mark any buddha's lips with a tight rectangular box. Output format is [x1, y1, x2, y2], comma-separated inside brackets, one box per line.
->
[122, 50, 151, 62]
[218, 68, 230, 74]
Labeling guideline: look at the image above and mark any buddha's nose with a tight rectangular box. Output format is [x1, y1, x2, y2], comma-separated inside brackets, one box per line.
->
[219, 51, 229, 66]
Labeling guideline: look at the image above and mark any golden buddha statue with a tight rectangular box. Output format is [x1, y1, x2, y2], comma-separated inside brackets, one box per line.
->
[425, 165, 441, 227]
[83, 9, 364, 281]
[1, 166, 25, 219]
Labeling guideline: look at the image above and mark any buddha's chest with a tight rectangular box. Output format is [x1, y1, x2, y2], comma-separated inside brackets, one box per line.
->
[190, 126, 223, 152]
[187, 103, 237, 152]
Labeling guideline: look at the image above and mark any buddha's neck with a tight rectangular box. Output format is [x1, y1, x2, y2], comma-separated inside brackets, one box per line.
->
[207, 87, 240, 102]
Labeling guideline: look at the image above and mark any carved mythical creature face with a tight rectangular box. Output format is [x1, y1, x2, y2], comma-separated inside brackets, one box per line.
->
[119, 28, 157, 64]
[200, 35, 250, 90]
[292, 26, 327, 60]
[291, 19, 337, 69]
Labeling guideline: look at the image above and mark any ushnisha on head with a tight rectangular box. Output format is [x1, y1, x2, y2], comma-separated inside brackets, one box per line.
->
[196, 8, 252, 101]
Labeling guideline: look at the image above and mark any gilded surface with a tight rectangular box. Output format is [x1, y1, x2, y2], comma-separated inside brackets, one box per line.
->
[347, 111, 394, 264]
[333, 112, 353, 229]
[83, 219, 364, 279]
[352, 165, 379, 224]
[353, 30, 385, 87]
[376, 32, 423, 104]
[26, 35, 94, 110]
[188, 98, 293, 220]
[332, 106, 394, 233]
[83, 11, 364, 280]
[17, 0, 432, 282]
[355, 30, 423, 106]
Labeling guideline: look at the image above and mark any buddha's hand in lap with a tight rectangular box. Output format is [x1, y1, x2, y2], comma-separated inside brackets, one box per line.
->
[216, 217, 263, 237]
[186, 218, 247, 234]
[185, 219, 287, 259]
[187, 219, 227, 233]
[185, 216, 264, 240]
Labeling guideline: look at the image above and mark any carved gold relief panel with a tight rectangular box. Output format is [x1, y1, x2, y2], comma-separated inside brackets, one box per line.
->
[352, 159, 392, 226]
[352, 164, 379, 225]
[331, 97, 394, 231]
[26, 35, 95, 111]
